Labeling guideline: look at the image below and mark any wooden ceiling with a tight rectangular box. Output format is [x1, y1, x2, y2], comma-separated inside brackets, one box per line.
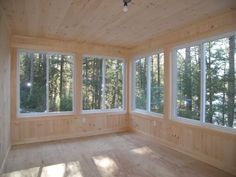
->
[0, 0, 236, 48]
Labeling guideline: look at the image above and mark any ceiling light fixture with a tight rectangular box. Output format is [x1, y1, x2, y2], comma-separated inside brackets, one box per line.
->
[123, 0, 131, 12]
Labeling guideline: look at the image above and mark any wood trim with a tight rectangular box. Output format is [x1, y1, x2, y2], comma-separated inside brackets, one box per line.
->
[163, 47, 171, 121]
[12, 128, 129, 145]
[11, 35, 130, 58]
[10, 48, 17, 121]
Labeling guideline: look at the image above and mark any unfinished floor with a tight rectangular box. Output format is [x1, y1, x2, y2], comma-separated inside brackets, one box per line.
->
[2, 132, 234, 177]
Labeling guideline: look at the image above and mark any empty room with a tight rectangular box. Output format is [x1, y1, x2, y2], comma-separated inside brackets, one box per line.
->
[0, 0, 236, 176]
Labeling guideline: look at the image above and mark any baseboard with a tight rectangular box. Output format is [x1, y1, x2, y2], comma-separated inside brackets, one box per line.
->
[131, 128, 236, 176]
[0, 146, 10, 175]
[12, 127, 129, 145]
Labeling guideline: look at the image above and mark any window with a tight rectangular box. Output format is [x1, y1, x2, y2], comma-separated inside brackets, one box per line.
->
[176, 46, 201, 120]
[82, 56, 124, 111]
[173, 33, 236, 129]
[133, 52, 164, 114]
[18, 50, 74, 115]
[135, 58, 147, 110]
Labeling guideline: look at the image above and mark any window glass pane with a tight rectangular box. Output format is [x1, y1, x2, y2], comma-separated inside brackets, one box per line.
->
[135, 58, 147, 110]
[19, 52, 47, 113]
[19, 50, 74, 114]
[151, 53, 164, 113]
[204, 36, 236, 128]
[176, 46, 201, 120]
[49, 54, 73, 112]
[105, 59, 123, 109]
[82, 57, 103, 110]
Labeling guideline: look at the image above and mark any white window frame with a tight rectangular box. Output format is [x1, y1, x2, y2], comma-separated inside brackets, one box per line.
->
[132, 51, 164, 118]
[172, 31, 236, 133]
[17, 49, 76, 118]
[81, 55, 126, 114]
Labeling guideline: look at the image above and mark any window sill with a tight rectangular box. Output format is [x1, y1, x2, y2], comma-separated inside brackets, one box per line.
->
[172, 117, 236, 135]
[17, 111, 75, 118]
[131, 109, 163, 119]
[81, 109, 127, 115]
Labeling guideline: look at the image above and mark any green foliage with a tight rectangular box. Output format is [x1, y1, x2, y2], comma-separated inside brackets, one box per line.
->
[19, 52, 73, 113]
[150, 54, 164, 113]
[82, 57, 103, 110]
[82, 57, 123, 110]
[105, 59, 123, 109]
[177, 46, 201, 120]
[176, 36, 235, 128]
[135, 53, 164, 114]
[135, 58, 147, 110]
[60, 96, 73, 111]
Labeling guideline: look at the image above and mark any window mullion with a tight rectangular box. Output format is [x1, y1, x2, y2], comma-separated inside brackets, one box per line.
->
[200, 43, 206, 123]
[102, 59, 106, 109]
[122, 62, 125, 110]
[133, 61, 136, 110]
[172, 50, 177, 118]
[147, 57, 151, 112]
[46, 56, 49, 113]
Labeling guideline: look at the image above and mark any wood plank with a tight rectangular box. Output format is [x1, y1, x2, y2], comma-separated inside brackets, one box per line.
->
[1, 0, 235, 47]
[3, 132, 235, 177]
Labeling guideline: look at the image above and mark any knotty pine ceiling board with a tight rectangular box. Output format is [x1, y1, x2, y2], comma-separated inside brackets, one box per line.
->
[0, 0, 235, 48]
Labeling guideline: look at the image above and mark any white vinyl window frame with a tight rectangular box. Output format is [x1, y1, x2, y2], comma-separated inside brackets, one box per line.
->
[81, 55, 126, 114]
[132, 51, 164, 118]
[171, 31, 236, 133]
[17, 49, 76, 118]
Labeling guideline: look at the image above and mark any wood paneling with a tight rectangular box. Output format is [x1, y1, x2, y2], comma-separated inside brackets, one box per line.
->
[1, 0, 235, 47]
[130, 115, 236, 176]
[12, 114, 129, 145]
[0, 7, 11, 175]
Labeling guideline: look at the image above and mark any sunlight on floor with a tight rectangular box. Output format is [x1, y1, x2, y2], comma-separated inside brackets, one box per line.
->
[3, 161, 84, 177]
[93, 156, 118, 177]
[131, 146, 153, 155]
[2, 167, 40, 177]
[64, 161, 84, 177]
[41, 163, 65, 177]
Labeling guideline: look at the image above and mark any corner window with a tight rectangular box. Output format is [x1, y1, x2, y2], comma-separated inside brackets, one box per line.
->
[173, 34, 236, 129]
[133, 52, 164, 115]
[82, 56, 124, 111]
[18, 50, 74, 115]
